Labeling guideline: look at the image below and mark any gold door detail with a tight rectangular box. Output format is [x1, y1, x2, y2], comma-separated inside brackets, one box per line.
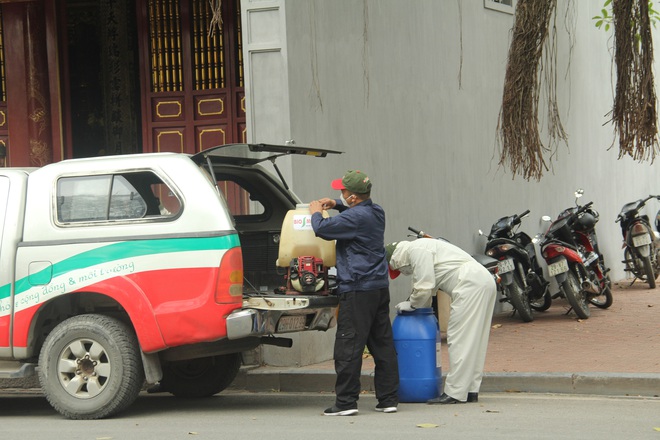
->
[139, 0, 245, 154]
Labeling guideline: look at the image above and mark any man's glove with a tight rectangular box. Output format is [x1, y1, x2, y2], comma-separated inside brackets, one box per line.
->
[395, 301, 416, 313]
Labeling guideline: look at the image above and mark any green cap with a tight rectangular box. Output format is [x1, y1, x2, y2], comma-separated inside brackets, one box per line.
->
[385, 242, 398, 263]
[385, 242, 401, 279]
[331, 170, 372, 194]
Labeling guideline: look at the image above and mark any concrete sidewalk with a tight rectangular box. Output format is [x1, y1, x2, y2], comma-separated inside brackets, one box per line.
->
[231, 279, 660, 397]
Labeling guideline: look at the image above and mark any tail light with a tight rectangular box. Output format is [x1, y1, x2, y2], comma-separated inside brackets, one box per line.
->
[486, 244, 513, 258]
[542, 245, 565, 260]
[632, 223, 647, 236]
[215, 246, 243, 304]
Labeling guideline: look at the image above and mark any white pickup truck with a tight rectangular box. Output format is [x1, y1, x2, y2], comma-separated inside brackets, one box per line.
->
[0, 144, 340, 419]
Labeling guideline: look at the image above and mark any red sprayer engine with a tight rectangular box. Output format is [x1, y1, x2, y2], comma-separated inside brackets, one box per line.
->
[287, 256, 328, 293]
[276, 204, 336, 295]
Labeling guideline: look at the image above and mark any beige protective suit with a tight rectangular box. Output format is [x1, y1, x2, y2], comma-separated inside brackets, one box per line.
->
[389, 238, 497, 401]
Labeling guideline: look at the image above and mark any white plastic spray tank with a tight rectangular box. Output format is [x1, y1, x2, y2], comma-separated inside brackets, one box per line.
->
[277, 204, 336, 294]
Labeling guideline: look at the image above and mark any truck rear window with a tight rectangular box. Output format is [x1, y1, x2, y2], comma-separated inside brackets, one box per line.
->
[56, 171, 181, 223]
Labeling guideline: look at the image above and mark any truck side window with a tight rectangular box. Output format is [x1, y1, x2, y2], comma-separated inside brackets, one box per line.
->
[108, 175, 148, 219]
[57, 172, 181, 223]
[58, 175, 116, 222]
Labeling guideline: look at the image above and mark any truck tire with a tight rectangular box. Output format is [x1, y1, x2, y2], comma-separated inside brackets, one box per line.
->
[38, 314, 144, 420]
[160, 353, 242, 398]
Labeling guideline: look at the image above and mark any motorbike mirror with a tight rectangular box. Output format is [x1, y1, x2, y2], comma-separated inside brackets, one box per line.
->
[541, 215, 552, 222]
[574, 188, 584, 199]
[478, 229, 484, 236]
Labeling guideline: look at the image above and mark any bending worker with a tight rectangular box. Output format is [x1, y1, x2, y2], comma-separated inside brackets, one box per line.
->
[386, 237, 497, 404]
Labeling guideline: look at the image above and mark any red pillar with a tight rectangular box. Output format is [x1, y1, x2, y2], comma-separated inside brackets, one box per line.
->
[3, 0, 52, 167]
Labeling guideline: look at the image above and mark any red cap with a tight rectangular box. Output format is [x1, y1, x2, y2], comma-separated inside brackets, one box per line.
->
[331, 178, 346, 190]
[330, 170, 371, 193]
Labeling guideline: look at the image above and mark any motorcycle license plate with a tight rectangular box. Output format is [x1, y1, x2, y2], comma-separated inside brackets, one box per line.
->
[277, 315, 307, 332]
[498, 258, 515, 274]
[633, 234, 652, 247]
[548, 259, 569, 277]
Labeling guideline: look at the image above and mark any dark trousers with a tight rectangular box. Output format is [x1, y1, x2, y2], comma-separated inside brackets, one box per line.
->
[333, 288, 399, 409]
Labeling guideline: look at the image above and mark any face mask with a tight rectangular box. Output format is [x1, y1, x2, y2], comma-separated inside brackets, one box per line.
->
[340, 194, 354, 207]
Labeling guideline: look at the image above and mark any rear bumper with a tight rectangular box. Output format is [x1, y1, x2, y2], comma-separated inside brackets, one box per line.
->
[226, 294, 338, 340]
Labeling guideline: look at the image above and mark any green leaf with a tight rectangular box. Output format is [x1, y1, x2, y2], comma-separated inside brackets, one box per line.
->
[595, 20, 603, 28]
[605, 23, 610, 31]
[604, 0, 612, 6]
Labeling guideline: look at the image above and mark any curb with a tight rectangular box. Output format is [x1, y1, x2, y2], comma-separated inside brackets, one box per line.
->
[230, 368, 660, 398]
[481, 372, 660, 397]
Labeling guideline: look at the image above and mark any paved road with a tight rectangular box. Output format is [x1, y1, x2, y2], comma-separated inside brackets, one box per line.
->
[1, 390, 659, 440]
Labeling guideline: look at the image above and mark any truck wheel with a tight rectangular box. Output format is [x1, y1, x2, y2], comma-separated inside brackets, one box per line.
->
[160, 353, 242, 398]
[38, 314, 144, 420]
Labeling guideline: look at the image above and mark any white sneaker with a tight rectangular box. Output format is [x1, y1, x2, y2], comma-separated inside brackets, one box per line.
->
[375, 404, 398, 413]
[324, 406, 358, 416]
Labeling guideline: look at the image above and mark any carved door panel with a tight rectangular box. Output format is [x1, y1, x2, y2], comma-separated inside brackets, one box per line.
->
[137, 0, 245, 154]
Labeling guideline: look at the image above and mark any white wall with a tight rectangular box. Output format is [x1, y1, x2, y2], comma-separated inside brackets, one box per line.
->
[242, 0, 660, 339]
[275, 0, 660, 303]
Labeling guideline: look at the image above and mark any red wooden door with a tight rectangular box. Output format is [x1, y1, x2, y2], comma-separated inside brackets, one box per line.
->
[137, 0, 245, 154]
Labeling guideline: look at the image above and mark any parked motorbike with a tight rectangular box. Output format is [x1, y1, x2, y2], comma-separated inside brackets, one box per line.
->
[481, 210, 551, 322]
[616, 195, 660, 288]
[560, 190, 613, 310]
[537, 190, 613, 319]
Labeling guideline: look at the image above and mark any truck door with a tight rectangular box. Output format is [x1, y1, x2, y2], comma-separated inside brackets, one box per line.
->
[0, 175, 10, 350]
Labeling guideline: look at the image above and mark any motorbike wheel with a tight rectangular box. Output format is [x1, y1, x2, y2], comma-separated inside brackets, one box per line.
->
[530, 290, 552, 312]
[642, 256, 656, 289]
[589, 275, 613, 309]
[561, 266, 590, 319]
[623, 247, 637, 274]
[589, 286, 613, 309]
[507, 272, 534, 322]
[625, 247, 657, 288]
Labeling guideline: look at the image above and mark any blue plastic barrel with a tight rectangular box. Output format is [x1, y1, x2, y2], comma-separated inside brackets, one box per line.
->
[392, 307, 442, 403]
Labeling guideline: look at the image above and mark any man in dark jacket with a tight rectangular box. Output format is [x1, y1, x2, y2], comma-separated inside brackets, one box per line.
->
[309, 170, 399, 416]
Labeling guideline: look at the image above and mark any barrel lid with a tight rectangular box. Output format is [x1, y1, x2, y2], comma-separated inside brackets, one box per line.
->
[398, 307, 434, 315]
